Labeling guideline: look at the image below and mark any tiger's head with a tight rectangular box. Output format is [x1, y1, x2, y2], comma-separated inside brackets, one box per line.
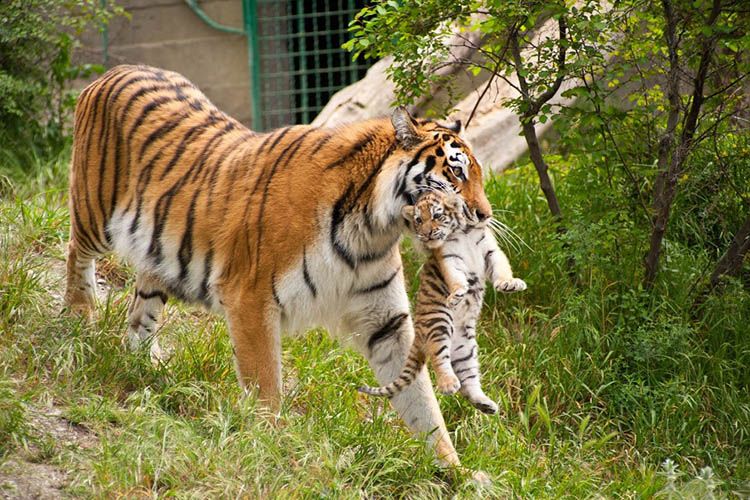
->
[402, 191, 466, 250]
[391, 107, 492, 226]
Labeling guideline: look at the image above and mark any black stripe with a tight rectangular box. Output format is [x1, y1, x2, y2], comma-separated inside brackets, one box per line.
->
[138, 290, 168, 303]
[421, 316, 451, 329]
[126, 95, 173, 150]
[441, 253, 464, 260]
[177, 189, 200, 281]
[484, 249, 496, 271]
[345, 142, 397, 215]
[139, 116, 185, 161]
[309, 133, 333, 155]
[157, 116, 217, 182]
[452, 346, 476, 364]
[330, 184, 356, 268]
[252, 130, 313, 279]
[324, 131, 374, 170]
[198, 249, 214, 302]
[146, 125, 232, 258]
[302, 249, 317, 298]
[435, 345, 449, 356]
[118, 81, 188, 125]
[128, 148, 164, 232]
[266, 126, 293, 153]
[424, 155, 437, 173]
[355, 267, 400, 294]
[367, 312, 409, 351]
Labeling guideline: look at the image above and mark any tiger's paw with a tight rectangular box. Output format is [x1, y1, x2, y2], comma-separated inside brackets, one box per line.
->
[470, 470, 493, 487]
[494, 278, 527, 293]
[447, 287, 468, 307]
[436, 374, 461, 395]
[149, 341, 170, 366]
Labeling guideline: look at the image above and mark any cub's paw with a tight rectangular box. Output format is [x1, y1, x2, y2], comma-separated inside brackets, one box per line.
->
[494, 278, 527, 293]
[471, 397, 499, 415]
[447, 287, 468, 307]
[436, 374, 461, 395]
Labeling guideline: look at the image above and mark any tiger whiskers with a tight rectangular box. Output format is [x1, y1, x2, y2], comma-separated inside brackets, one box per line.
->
[488, 217, 531, 253]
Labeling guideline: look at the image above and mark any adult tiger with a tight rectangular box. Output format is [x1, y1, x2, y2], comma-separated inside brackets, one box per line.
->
[65, 65, 493, 476]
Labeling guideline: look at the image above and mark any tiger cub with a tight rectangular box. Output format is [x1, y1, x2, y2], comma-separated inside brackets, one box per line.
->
[359, 191, 526, 414]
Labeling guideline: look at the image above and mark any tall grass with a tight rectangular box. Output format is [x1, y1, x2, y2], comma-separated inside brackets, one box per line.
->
[1, 143, 748, 497]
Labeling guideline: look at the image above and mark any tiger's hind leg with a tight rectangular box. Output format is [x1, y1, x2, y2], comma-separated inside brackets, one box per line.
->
[127, 273, 169, 363]
[64, 240, 98, 320]
[452, 323, 498, 415]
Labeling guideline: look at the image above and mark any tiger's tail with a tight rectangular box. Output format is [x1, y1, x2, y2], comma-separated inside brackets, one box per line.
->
[358, 344, 426, 398]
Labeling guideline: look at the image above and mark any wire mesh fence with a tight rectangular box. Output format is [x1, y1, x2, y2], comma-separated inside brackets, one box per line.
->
[254, 0, 371, 130]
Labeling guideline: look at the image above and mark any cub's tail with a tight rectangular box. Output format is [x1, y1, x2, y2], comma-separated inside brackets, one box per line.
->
[358, 345, 426, 398]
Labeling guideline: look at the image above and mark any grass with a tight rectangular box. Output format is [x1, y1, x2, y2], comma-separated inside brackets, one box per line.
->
[1, 144, 748, 498]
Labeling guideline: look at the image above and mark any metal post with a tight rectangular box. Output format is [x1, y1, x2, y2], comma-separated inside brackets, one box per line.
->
[296, 0, 308, 123]
[242, 0, 263, 130]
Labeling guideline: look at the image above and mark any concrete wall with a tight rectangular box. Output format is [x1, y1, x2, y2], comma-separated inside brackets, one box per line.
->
[77, 0, 252, 124]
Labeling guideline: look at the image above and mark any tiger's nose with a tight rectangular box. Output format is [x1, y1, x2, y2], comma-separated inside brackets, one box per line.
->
[476, 211, 490, 222]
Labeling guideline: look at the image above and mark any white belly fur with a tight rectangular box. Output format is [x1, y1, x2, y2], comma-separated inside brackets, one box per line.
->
[274, 231, 402, 338]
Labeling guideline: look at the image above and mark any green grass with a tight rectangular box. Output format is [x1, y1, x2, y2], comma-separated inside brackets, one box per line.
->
[1, 145, 748, 498]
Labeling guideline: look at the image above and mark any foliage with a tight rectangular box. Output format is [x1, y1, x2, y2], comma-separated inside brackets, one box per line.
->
[0, 0, 124, 158]
[346, 0, 750, 288]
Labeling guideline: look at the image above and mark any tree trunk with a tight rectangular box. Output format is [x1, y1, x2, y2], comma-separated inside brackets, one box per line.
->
[693, 212, 750, 312]
[709, 213, 750, 288]
[643, 0, 722, 289]
[520, 117, 563, 220]
[508, 22, 576, 281]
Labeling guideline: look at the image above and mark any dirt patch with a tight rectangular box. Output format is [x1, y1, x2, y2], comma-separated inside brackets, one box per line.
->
[0, 404, 98, 499]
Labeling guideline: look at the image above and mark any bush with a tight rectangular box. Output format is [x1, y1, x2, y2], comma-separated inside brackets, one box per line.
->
[0, 0, 123, 159]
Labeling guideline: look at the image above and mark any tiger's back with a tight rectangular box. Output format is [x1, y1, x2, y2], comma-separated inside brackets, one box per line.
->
[67, 65, 394, 312]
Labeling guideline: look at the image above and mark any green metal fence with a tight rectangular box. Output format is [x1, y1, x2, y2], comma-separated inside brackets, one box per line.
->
[186, 0, 371, 131]
[254, 0, 371, 130]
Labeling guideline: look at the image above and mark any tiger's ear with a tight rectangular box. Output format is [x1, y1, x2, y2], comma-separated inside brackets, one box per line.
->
[401, 205, 415, 221]
[392, 107, 420, 150]
[445, 119, 462, 134]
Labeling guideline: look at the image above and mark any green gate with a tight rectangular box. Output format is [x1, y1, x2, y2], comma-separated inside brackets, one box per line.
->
[185, 0, 372, 131]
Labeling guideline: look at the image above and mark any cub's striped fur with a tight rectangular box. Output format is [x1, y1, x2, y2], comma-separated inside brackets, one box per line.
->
[359, 191, 527, 414]
[65, 65, 493, 473]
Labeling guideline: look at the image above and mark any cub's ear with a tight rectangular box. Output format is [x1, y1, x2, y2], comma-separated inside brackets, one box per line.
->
[392, 107, 420, 150]
[444, 119, 462, 134]
[444, 194, 462, 211]
[401, 205, 415, 221]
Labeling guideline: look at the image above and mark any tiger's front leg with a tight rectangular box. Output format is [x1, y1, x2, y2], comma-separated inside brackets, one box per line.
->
[343, 275, 465, 474]
[348, 306, 460, 468]
[222, 286, 282, 411]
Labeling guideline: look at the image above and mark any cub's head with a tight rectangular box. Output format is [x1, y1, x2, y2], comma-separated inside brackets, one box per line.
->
[402, 191, 466, 249]
[391, 107, 492, 226]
